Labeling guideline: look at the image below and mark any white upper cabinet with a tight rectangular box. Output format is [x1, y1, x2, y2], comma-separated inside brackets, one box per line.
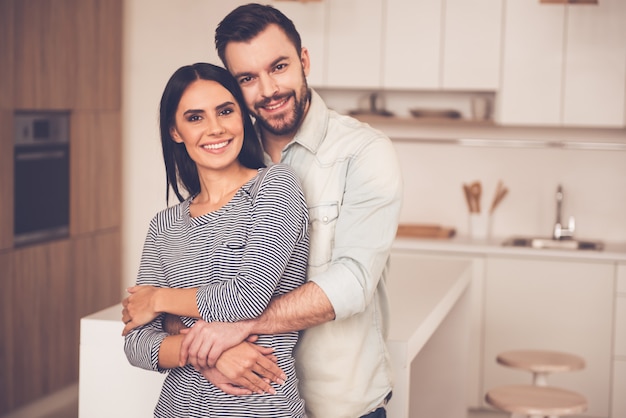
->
[441, 0, 502, 90]
[498, 0, 626, 127]
[325, 0, 384, 88]
[383, 0, 442, 89]
[383, 0, 502, 90]
[563, 0, 626, 128]
[270, 0, 327, 88]
[497, 0, 565, 126]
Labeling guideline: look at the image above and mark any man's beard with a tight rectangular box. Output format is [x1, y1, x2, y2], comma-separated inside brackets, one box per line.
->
[253, 80, 311, 137]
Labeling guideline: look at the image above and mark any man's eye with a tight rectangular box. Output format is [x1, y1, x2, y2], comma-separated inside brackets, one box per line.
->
[239, 76, 252, 84]
[274, 63, 287, 72]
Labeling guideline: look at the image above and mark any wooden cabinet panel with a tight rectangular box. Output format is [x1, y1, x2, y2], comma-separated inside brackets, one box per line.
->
[9, 241, 73, 408]
[13, 0, 77, 109]
[0, 252, 16, 414]
[74, 0, 122, 110]
[70, 111, 121, 235]
[13, 0, 122, 110]
[0, 0, 14, 109]
[73, 230, 122, 320]
[483, 256, 614, 417]
[0, 111, 13, 251]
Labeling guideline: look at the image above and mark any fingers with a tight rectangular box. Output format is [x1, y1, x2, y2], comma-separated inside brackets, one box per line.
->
[213, 382, 253, 396]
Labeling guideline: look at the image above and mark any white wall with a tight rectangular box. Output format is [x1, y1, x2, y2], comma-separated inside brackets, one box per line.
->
[122, 0, 626, 291]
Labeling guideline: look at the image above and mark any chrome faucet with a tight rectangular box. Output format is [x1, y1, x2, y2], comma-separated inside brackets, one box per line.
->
[553, 184, 575, 240]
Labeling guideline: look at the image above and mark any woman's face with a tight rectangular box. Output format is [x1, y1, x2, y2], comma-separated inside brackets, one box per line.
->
[170, 79, 245, 173]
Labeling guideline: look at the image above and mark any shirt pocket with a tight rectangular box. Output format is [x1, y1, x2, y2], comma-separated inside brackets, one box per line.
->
[210, 231, 247, 280]
[307, 202, 339, 274]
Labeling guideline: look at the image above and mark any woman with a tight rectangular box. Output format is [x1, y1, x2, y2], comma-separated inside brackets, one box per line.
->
[123, 62, 308, 418]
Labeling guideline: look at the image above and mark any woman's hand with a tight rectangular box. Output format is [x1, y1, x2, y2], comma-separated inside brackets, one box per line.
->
[121, 285, 161, 336]
[212, 340, 285, 395]
[197, 366, 254, 396]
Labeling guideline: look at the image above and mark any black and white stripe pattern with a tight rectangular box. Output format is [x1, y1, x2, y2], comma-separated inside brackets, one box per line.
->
[124, 164, 309, 417]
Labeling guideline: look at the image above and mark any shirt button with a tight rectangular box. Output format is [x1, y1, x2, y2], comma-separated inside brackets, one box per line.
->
[323, 216, 328, 223]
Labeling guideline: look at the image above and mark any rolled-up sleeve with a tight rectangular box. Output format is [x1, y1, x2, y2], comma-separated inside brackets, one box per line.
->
[310, 135, 403, 320]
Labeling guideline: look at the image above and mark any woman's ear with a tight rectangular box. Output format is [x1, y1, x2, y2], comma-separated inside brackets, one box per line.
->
[170, 126, 183, 143]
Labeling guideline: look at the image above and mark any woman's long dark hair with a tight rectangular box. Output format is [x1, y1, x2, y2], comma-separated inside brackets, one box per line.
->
[159, 62, 265, 203]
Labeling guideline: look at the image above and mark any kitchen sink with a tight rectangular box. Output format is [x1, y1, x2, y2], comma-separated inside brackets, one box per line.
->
[502, 237, 604, 251]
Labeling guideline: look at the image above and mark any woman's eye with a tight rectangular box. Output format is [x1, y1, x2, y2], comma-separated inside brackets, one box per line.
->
[219, 108, 234, 116]
[186, 114, 201, 122]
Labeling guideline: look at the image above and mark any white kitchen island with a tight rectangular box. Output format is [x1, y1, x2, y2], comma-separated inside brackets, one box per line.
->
[79, 250, 472, 418]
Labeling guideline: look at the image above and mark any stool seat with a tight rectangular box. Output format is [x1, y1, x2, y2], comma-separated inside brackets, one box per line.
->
[485, 384, 587, 417]
[497, 350, 585, 374]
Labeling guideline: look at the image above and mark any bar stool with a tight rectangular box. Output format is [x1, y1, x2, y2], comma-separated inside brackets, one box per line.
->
[497, 349, 585, 387]
[485, 384, 587, 418]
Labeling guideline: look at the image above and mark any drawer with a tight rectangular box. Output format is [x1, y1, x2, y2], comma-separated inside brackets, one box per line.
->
[613, 360, 626, 418]
[618, 263, 626, 294]
[616, 297, 626, 356]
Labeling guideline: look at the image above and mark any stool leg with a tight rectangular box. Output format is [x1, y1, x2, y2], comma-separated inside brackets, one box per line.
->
[532, 371, 548, 386]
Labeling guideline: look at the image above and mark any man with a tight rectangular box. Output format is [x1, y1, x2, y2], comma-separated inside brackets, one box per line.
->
[181, 4, 403, 417]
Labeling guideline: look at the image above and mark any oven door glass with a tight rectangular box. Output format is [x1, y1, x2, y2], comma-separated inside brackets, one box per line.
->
[14, 144, 70, 245]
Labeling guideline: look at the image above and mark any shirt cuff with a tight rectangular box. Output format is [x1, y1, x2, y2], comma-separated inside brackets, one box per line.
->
[310, 263, 365, 321]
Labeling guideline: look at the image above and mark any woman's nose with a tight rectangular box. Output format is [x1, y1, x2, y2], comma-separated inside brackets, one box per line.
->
[205, 117, 225, 135]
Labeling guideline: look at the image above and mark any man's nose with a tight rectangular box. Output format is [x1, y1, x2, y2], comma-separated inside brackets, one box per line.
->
[259, 73, 278, 98]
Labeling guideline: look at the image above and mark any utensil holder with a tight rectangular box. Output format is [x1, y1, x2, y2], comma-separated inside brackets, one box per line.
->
[469, 212, 490, 240]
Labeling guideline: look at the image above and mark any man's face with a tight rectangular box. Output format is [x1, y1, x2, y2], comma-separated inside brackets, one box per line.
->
[224, 24, 311, 138]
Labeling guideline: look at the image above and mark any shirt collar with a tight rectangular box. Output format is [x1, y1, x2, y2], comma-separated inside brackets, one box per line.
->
[258, 88, 329, 162]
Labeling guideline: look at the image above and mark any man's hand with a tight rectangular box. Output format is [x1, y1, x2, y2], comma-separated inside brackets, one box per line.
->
[121, 285, 160, 336]
[179, 320, 252, 368]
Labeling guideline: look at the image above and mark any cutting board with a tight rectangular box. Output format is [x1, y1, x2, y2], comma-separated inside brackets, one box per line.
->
[396, 224, 456, 239]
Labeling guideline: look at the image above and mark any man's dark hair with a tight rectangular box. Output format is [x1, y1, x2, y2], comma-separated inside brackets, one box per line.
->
[215, 3, 302, 67]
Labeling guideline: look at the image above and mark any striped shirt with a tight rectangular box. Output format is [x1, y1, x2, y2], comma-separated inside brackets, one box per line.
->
[124, 164, 309, 418]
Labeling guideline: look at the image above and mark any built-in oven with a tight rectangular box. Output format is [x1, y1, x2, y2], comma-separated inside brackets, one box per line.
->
[14, 111, 70, 246]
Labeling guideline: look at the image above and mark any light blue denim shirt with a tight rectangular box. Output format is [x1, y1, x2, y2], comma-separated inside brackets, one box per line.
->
[264, 90, 403, 418]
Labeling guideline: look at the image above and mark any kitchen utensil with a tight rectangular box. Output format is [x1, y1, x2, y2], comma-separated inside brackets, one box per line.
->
[409, 108, 462, 119]
[396, 223, 456, 239]
[489, 180, 509, 214]
[469, 181, 482, 213]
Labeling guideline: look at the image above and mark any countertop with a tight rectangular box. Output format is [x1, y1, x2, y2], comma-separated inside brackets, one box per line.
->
[393, 235, 626, 262]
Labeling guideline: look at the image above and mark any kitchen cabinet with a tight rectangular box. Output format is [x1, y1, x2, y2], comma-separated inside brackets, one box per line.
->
[483, 256, 614, 417]
[0, 241, 74, 411]
[385, 249, 486, 409]
[70, 111, 122, 235]
[270, 0, 326, 87]
[384, 0, 502, 90]
[613, 263, 626, 418]
[441, 0, 502, 90]
[0, 110, 13, 251]
[0, 0, 123, 414]
[12, 0, 121, 110]
[325, 0, 384, 88]
[498, 0, 626, 128]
